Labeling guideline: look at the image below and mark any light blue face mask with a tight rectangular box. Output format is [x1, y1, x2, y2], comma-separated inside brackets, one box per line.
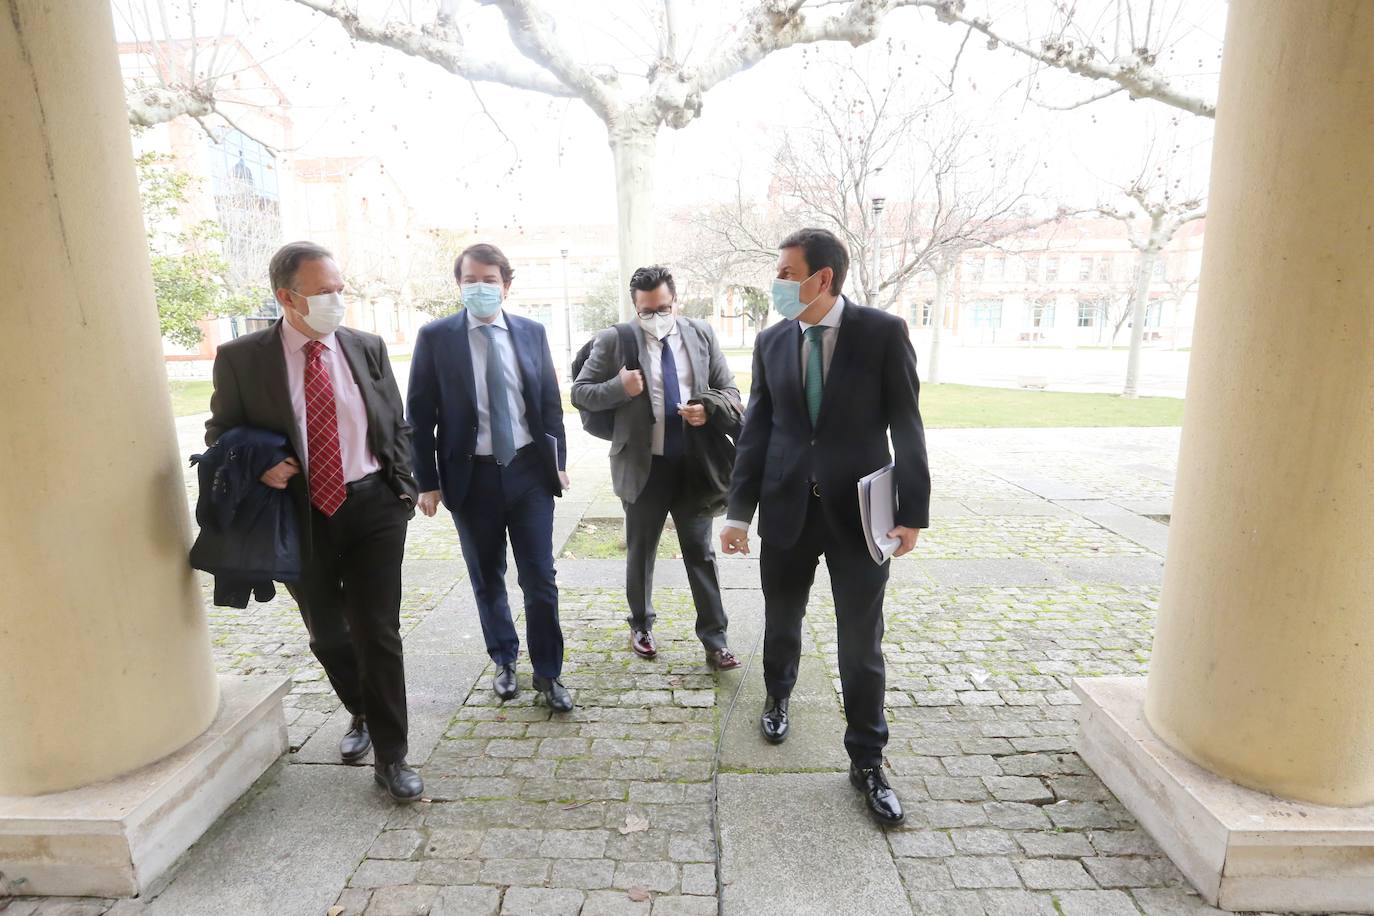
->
[771, 271, 822, 320]
[461, 282, 504, 318]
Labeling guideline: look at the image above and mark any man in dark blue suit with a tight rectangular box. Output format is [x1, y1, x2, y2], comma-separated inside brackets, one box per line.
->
[721, 228, 930, 825]
[408, 243, 573, 712]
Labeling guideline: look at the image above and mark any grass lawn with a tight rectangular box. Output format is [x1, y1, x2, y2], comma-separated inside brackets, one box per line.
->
[170, 380, 215, 418]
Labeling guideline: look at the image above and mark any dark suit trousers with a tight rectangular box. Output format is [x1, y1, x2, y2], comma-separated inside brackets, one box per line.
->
[452, 448, 564, 678]
[760, 491, 890, 767]
[624, 456, 729, 650]
[285, 475, 411, 763]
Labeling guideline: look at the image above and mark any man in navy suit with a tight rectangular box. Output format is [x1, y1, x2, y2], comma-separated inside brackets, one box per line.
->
[721, 228, 930, 825]
[408, 243, 573, 712]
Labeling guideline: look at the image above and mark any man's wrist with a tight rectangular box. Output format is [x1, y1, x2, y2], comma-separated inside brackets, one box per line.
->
[722, 519, 750, 532]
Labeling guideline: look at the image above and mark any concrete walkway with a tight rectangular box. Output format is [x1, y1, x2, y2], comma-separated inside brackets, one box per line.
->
[11, 420, 1318, 916]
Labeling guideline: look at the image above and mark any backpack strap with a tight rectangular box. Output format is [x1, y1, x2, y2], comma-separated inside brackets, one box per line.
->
[615, 321, 654, 425]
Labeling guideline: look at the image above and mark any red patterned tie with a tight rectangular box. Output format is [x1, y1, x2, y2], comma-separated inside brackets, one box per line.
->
[304, 340, 346, 516]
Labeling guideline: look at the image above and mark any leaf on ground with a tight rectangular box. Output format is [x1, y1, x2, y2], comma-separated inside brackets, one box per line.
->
[619, 813, 650, 834]
[326, 907, 345, 916]
[627, 886, 651, 902]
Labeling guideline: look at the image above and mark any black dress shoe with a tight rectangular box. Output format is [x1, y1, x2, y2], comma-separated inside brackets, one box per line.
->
[760, 696, 789, 744]
[494, 663, 518, 700]
[339, 715, 371, 764]
[374, 760, 424, 803]
[533, 675, 574, 713]
[850, 764, 905, 825]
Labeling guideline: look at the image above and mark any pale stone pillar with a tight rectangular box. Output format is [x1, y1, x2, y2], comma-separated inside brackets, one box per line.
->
[0, 1, 219, 796]
[1144, 0, 1374, 806]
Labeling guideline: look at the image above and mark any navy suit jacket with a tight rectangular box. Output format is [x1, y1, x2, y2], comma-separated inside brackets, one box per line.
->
[727, 298, 931, 550]
[407, 309, 567, 509]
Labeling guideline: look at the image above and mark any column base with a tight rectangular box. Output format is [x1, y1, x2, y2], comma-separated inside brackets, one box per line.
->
[0, 674, 290, 898]
[1075, 677, 1374, 913]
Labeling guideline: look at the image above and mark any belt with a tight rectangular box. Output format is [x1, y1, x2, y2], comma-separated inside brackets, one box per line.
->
[346, 470, 387, 494]
[473, 444, 535, 466]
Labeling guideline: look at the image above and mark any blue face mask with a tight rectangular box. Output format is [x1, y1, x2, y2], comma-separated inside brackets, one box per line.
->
[771, 271, 822, 320]
[461, 282, 504, 318]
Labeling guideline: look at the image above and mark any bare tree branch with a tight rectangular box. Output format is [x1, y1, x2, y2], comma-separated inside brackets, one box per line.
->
[478, 0, 619, 119]
[289, 0, 578, 99]
[126, 83, 215, 127]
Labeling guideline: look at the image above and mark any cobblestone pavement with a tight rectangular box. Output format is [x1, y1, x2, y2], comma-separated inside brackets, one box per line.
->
[11, 422, 1347, 915]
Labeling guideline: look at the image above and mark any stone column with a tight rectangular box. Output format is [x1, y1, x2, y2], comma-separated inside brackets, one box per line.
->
[0, 0, 219, 796]
[1144, 0, 1374, 806]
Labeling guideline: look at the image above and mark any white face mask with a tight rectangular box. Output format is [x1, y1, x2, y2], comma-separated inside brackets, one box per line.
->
[638, 312, 675, 340]
[297, 291, 346, 336]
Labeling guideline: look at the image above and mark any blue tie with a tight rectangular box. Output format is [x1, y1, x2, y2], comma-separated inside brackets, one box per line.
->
[805, 325, 826, 426]
[480, 324, 517, 465]
[660, 335, 684, 460]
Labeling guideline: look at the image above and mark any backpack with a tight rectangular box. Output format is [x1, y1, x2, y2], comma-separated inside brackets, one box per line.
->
[571, 322, 643, 440]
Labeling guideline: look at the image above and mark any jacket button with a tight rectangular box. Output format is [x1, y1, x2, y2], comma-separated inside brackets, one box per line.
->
[810, 438, 817, 446]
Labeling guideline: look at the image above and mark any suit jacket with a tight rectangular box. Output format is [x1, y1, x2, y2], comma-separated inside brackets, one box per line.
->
[407, 309, 567, 509]
[571, 316, 739, 503]
[727, 298, 931, 550]
[205, 320, 419, 554]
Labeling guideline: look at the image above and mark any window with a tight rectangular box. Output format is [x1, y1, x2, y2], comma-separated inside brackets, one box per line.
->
[970, 300, 1002, 328]
[1096, 257, 1112, 282]
[1078, 256, 1093, 282]
[987, 255, 1004, 282]
[917, 300, 933, 327]
[1045, 256, 1059, 283]
[1146, 299, 1163, 328]
[1022, 254, 1040, 284]
[967, 255, 985, 283]
[1077, 300, 1099, 327]
[207, 129, 282, 315]
[1032, 301, 1056, 328]
[522, 303, 553, 326]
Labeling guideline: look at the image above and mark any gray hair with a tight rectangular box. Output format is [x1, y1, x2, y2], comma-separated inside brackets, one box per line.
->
[269, 241, 334, 292]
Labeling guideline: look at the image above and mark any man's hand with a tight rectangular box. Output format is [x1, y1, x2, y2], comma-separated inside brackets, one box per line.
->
[558, 471, 572, 491]
[720, 527, 751, 556]
[260, 458, 300, 489]
[888, 526, 921, 558]
[417, 490, 443, 518]
[678, 403, 708, 427]
[620, 366, 645, 397]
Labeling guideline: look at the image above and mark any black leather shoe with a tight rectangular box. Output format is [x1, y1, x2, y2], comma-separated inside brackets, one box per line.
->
[494, 663, 518, 700]
[374, 759, 424, 803]
[533, 675, 574, 713]
[339, 715, 371, 764]
[850, 764, 905, 826]
[761, 696, 789, 744]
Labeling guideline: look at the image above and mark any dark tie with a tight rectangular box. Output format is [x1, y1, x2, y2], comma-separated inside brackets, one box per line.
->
[660, 336, 684, 460]
[479, 325, 517, 465]
[805, 325, 826, 426]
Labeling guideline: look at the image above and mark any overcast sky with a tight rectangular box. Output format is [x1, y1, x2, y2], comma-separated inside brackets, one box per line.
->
[113, 0, 1224, 233]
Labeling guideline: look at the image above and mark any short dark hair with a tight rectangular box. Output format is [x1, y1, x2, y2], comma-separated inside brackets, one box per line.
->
[455, 243, 514, 285]
[269, 241, 333, 292]
[778, 227, 848, 295]
[629, 265, 676, 304]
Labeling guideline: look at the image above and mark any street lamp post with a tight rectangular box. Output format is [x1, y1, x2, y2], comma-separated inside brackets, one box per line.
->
[560, 244, 573, 379]
[869, 167, 887, 307]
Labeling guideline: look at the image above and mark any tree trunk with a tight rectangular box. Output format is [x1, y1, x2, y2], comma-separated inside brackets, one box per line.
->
[1123, 248, 1157, 397]
[928, 266, 950, 384]
[608, 121, 658, 322]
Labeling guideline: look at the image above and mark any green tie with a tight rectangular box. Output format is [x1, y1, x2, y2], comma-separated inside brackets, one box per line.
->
[805, 325, 826, 426]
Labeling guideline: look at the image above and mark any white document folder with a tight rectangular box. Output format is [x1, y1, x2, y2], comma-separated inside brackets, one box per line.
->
[858, 464, 900, 565]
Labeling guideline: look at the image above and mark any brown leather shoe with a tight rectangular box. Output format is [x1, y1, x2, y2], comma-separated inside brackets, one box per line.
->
[706, 647, 741, 670]
[630, 628, 657, 658]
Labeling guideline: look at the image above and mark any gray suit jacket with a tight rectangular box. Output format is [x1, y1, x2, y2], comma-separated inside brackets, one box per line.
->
[572, 317, 738, 503]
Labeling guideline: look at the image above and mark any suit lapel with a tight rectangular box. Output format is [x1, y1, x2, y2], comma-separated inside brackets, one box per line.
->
[678, 318, 708, 396]
[774, 320, 811, 433]
[258, 321, 305, 460]
[506, 316, 541, 430]
[815, 298, 859, 433]
[453, 311, 477, 412]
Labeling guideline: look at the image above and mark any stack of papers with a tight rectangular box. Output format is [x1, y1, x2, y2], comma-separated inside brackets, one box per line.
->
[858, 464, 900, 565]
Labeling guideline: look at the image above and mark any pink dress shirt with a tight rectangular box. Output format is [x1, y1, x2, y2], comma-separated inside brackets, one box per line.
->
[280, 320, 381, 484]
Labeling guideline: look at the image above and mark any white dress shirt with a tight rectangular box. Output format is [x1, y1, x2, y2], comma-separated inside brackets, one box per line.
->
[280, 319, 381, 483]
[641, 321, 695, 457]
[469, 309, 534, 456]
[724, 297, 845, 532]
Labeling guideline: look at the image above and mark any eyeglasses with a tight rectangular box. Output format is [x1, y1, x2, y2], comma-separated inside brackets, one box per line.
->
[636, 305, 674, 319]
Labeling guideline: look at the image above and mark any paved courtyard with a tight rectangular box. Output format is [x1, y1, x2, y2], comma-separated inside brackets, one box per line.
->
[8, 418, 1336, 916]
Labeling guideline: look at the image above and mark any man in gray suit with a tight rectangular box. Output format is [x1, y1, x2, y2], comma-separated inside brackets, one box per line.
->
[572, 266, 741, 668]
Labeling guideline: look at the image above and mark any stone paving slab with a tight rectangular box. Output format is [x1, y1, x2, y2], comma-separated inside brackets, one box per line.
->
[718, 773, 911, 915]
